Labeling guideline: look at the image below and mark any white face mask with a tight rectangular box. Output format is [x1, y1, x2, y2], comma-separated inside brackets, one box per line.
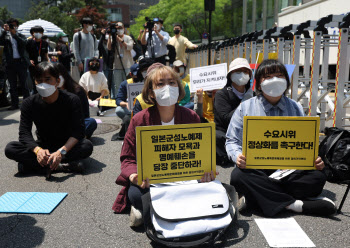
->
[154, 85, 179, 106]
[86, 25, 93, 32]
[154, 24, 161, 31]
[62, 37, 68, 43]
[58, 75, 64, 88]
[141, 71, 147, 79]
[34, 33, 42, 39]
[261, 77, 287, 97]
[36, 82, 57, 97]
[178, 67, 185, 77]
[117, 29, 124, 35]
[105, 34, 109, 40]
[230, 72, 250, 86]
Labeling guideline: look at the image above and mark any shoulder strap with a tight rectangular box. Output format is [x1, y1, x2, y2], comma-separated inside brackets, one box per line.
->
[78, 31, 82, 52]
[326, 131, 344, 155]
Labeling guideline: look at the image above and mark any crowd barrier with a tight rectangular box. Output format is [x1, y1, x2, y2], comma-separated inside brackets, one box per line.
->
[186, 12, 350, 132]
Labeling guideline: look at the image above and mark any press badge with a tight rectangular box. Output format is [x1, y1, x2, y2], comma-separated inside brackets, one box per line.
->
[38, 56, 41, 62]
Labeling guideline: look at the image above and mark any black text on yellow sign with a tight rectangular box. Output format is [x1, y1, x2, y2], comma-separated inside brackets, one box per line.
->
[136, 123, 216, 184]
[242, 116, 320, 170]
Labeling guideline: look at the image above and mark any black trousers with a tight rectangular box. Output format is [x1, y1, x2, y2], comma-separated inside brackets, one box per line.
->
[230, 168, 327, 217]
[128, 184, 150, 211]
[5, 139, 93, 170]
[216, 129, 229, 165]
[7, 60, 30, 107]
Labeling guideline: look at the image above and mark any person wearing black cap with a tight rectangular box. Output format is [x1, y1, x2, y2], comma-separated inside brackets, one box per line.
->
[141, 18, 169, 65]
[26, 25, 49, 93]
[73, 17, 99, 75]
[0, 18, 30, 110]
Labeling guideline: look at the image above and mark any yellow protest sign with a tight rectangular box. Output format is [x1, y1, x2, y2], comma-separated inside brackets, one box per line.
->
[136, 123, 216, 184]
[242, 116, 319, 170]
[99, 98, 117, 107]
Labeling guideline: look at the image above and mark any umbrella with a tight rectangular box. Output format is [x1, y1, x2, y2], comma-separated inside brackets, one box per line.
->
[18, 19, 64, 38]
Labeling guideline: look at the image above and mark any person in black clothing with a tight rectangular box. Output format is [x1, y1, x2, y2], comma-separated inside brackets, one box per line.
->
[4, 62, 93, 177]
[55, 63, 97, 138]
[214, 58, 253, 166]
[56, 32, 74, 72]
[98, 28, 113, 89]
[0, 18, 30, 110]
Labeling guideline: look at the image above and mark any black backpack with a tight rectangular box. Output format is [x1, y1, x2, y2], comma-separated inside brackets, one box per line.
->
[141, 183, 238, 247]
[319, 127, 350, 183]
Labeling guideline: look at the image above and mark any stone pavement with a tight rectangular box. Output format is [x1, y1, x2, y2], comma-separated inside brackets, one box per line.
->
[0, 107, 349, 248]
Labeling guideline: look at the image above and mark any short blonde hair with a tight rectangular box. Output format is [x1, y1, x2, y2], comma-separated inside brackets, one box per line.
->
[142, 65, 185, 105]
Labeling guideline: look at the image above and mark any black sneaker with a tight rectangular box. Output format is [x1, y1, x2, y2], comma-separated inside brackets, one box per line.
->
[302, 197, 336, 216]
[111, 132, 124, 141]
[67, 161, 84, 174]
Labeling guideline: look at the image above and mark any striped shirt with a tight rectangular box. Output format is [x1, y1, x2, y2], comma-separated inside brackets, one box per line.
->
[225, 95, 304, 163]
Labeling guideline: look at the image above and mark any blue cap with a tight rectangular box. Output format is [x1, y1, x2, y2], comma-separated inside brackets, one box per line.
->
[153, 18, 159, 22]
[130, 63, 139, 76]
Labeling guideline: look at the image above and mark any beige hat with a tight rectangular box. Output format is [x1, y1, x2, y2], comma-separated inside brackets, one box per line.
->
[227, 58, 252, 76]
[173, 60, 184, 67]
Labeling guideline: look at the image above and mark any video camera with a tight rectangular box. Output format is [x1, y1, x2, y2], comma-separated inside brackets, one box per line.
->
[144, 17, 154, 30]
[107, 23, 117, 35]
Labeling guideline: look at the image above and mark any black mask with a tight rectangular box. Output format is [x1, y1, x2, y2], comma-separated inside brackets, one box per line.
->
[174, 29, 180, 35]
[90, 64, 100, 71]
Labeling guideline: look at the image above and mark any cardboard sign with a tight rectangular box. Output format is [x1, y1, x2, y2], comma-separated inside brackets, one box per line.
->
[99, 98, 117, 107]
[189, 63, 227, 93]
[136, 123, 216, 184]
[242, 116, 319, 170]
[127, 83, 144, 110]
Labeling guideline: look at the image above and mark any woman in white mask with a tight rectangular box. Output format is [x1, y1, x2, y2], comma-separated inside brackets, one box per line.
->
[226, 59, 335, 217]
[214, 58, 253, 166]
[112, 63, 217, 227]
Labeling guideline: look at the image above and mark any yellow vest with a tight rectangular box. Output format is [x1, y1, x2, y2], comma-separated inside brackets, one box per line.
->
[202, 92, 214, 122]
[133, 94, 153, 113]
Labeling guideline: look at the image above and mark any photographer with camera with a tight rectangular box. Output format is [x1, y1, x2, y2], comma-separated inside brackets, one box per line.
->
[107, 22, 134, 99]
[73, 17, 99, 76]
[141, 17, 169, 65]
[0, 18, 30, 110]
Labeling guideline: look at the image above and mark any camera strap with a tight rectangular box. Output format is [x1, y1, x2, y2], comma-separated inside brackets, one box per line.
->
[114, 38, 127, 78]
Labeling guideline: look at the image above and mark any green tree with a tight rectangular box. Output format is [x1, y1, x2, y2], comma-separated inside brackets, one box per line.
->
[130, 0, 238, 41]
[0, 6, 13, 24]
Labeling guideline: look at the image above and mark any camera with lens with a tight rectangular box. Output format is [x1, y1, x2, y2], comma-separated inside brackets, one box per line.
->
[107, 23, 117, 35]
[144, 17, 154, 30]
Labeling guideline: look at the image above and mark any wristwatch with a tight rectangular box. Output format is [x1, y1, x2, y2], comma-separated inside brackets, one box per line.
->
[58, 148, 67, 155]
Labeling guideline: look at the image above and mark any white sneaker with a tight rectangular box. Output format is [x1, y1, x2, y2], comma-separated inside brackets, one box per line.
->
[129, 206, 143, 227]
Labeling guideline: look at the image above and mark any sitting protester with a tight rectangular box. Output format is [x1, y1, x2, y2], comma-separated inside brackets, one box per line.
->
[112, 63, 216, 227]
[132, 58, 156, 116]
[172, 60, 193, 110]
[227, 59, 336, 217]
[111, 63, 141, 141]
[214, 58, 253, 166]
[194, 89, 216, 123]
[4, 62, 93, 176]
[79, 57, 109, 116]
[55, 63, 97, 139]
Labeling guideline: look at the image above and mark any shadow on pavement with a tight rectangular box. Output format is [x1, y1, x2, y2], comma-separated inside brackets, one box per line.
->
[84, 157, 107, 175]
[0, 119, 19, 126]
[89, 136, 105, 146]
[0, 215, 45, 247]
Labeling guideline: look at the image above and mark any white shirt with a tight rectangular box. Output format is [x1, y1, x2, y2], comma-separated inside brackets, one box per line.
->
[79, 72, 109, 93]
[161, 117, 175, 125]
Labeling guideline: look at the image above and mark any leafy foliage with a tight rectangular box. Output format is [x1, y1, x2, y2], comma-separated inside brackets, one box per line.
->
[130, 0, 241, 41]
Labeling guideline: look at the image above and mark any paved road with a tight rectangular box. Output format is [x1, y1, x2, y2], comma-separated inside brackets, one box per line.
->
[0, 108, 349, 248]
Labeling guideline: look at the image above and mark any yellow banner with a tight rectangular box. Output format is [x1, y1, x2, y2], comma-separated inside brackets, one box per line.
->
[242, 116, 319, 170]
[136, 123, 216, 184]
[99, 98, 117, 107]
